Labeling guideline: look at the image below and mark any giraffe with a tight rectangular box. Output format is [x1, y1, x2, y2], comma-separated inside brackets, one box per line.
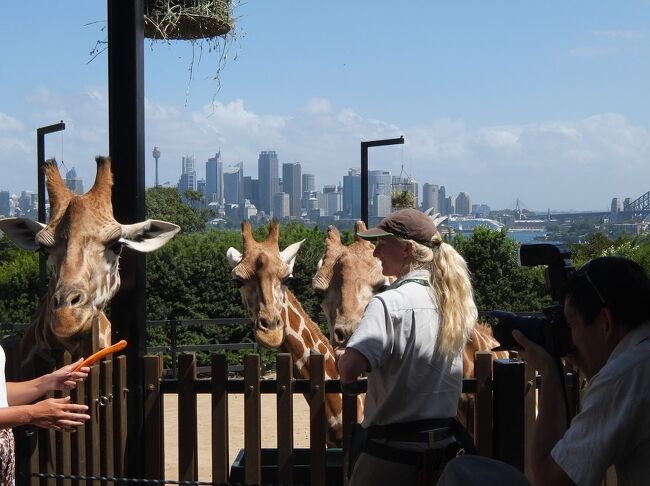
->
[0, 157, 180, 368]
[312, 222, 509, 435]
[226, 219, 351, 445]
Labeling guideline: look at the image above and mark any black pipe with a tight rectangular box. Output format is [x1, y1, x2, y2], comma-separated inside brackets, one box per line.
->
[360, 136, 404, 226]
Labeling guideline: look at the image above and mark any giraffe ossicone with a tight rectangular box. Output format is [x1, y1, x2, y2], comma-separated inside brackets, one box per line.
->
[0, 157, 180, 364]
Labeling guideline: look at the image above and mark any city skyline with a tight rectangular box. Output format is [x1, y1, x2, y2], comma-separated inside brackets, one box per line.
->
[0, 148, 643, 216]
[1, 2, 649, 212]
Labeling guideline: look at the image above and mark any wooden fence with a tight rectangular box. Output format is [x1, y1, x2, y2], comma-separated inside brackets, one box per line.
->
[8, 348, 593, 486]
[10, 352, 128, 486]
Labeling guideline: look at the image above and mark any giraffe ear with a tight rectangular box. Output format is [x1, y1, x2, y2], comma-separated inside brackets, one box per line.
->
[0, 218, 46, 251]
[120, 220, 180, 253]
[316, 258, 323, 271]
[226, 247, 243, 268]
[280, 239, 305, 273]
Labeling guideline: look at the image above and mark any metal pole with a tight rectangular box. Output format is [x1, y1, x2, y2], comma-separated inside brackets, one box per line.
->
[36, 121, 65, 296]
[107, 0, 146, 477]
[360, 136, 404, 226]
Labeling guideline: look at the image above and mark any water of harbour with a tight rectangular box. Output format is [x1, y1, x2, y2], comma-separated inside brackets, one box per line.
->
[459, 230, 562, 245]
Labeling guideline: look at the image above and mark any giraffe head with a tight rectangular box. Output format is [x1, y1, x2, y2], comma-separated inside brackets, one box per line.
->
[226, 219, 304, 349]
[0, 157, 180, 355]
[312, 221, 388, 348]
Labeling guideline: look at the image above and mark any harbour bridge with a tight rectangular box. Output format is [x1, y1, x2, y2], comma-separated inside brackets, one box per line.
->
[531, 190, 650, 222]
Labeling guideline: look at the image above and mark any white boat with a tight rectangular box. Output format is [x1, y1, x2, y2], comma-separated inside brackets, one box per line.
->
[446, 216, 505, 232]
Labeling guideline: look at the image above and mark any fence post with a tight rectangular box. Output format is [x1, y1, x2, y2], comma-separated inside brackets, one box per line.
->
[474, 351, 494, 457]
[244, 354, 261, 485]
[309, 353, 327, 486]
[143, 355, 163, 480]
[211, 353, 229, 483]
[113, 356, 128, 478]
[523, 361, 536, 479]
[85, 364, 101, 486]
[178, 353, 198, 482]
[493, 359, 526, 471]
[170, 320, 178, 379]
[100, 359, 115, 484]
[277, 354, 294, 485]
[342, 391, 360, 486]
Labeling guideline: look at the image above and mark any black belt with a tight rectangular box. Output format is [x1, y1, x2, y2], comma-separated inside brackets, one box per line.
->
[363, 438, 462, 468]
[366, 417, 454, 444]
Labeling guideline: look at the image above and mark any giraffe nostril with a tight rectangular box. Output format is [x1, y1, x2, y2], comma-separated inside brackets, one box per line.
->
[258, 318, 270, 331]
[334, 328, 348, 345]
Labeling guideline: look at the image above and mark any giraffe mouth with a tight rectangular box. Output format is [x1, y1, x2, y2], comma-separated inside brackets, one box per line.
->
[254, 326, 284, 349]
[52, 307, 94, 339]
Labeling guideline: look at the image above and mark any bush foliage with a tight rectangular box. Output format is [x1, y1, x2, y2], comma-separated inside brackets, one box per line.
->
[3, 193, 650, 367]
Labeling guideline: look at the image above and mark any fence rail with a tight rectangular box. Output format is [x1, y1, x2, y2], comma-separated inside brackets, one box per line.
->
[7, 346, 540, 486]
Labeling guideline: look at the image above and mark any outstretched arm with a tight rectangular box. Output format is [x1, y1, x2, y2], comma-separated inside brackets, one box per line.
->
[0, 396, 90, 430]
[7, 358, 89, 406]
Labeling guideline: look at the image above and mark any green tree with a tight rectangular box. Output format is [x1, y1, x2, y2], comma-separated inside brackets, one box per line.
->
[451, 227, 547, 313]
[568, 232, 613, 266]
[0, 247, 39, 326]
[145, 186, 206, 233]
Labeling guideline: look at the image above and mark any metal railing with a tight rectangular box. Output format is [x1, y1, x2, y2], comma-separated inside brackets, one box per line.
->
[1, 318, 259, 378]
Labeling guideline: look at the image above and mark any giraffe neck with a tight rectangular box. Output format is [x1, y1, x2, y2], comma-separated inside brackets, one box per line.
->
[280, 290, 343, 442]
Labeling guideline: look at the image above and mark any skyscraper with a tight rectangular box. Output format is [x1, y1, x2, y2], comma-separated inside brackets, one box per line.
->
[282, 162, 301, 218]
[224, 163, 243, 204]
[439, 186, 448, 214]
[368, 170, 391, 216]
[205, 152, 224, 204]
[177, 155, 197, 193]
[65, 167, 84, 195]
[422, 183, 440, 213]
[455, 192, 471, 215]
[302, 173, 315, 210]
[258, 151, 279, 215]
[273, 193, 291, 219]
[343, 169, 361, 219]
[0, 191, 10, 217]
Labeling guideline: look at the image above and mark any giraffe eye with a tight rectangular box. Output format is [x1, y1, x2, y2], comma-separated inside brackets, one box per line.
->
[108, 241, 124, 255]
[281, 275, 292, 286]
[233, 276, 244, 288]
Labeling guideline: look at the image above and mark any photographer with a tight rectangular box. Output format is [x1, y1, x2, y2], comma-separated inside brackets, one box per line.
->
[438, 256, 650, 486]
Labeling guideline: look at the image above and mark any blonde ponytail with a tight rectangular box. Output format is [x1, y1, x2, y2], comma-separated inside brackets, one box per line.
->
[410, 238, 477, 359]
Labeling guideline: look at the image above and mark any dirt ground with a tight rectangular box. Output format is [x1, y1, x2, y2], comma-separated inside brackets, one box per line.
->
[163, 393, 312, 481]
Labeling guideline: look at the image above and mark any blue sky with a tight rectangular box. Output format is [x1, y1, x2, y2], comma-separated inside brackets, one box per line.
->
[1, 1, 649, 211]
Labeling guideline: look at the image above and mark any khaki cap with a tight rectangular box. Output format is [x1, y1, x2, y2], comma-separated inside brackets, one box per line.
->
[357, 208, 439, 245]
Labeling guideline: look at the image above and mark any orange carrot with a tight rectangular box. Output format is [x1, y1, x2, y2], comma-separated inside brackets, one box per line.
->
[73, 340, 127, 371]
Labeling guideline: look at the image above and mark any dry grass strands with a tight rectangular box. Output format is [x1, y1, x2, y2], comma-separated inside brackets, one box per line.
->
[144, 0, 233, 40]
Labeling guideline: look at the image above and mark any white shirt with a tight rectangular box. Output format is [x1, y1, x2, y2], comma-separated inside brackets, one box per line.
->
[0, 345, 8, 408]
[347, 269, 463, 427]
[551, 321, 650, 486]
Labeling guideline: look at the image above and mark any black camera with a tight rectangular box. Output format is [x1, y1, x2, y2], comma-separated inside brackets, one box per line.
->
[490, 243, 575, 358]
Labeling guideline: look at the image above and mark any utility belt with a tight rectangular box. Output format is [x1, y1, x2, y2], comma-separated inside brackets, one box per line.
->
[366, 417, 455, 445]
[348, 418, 469, 484]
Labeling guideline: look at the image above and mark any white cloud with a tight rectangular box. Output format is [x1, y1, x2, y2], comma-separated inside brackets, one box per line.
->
[2, 87, 649, 211]
[0, 113, 24, 132]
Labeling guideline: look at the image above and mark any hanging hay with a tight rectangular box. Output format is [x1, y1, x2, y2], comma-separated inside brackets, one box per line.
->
[144, 0, 233, 40]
